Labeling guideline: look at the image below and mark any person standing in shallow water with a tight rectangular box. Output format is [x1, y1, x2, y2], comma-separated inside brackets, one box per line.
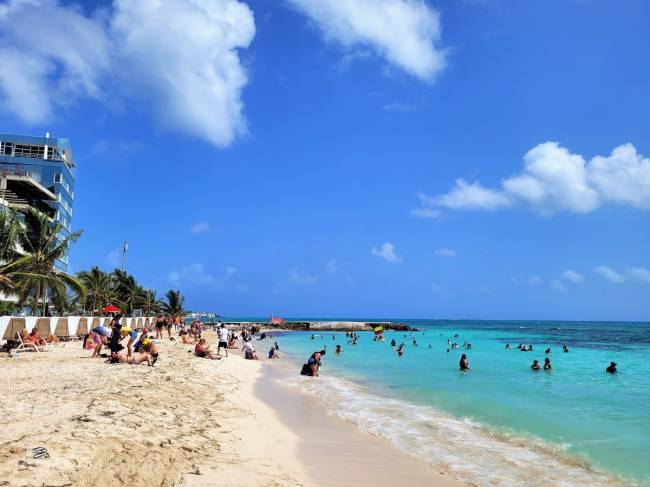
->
[606, 361, 617, 373]
[544, 358, 552, 370]
[459, 354, 470, 370]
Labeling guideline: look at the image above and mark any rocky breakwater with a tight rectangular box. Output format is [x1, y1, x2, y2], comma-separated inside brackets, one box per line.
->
[269, 321, 413, 332]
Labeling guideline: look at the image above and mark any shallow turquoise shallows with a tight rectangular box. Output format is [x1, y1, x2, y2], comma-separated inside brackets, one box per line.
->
[269, 320, 650, 487]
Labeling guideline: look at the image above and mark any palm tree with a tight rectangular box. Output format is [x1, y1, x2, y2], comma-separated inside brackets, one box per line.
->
[17, 209, 86, 316]
[0, 211, 23, 293]
[138, 289, 160, 316]
[112, 269, 143, 314]
[161, 289, 185, 316]
[77, 266, 115, 315]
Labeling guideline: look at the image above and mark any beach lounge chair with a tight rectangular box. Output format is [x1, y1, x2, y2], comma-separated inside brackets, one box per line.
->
[14, 331, 43, 353]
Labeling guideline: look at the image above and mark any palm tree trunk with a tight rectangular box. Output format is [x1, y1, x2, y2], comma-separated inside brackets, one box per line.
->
[33, 281, 41, 317]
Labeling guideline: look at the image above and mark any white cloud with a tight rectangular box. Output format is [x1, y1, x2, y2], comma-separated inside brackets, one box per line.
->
[434, 247, 456, 258]
[383, 101, 417, 112]
[326, 259, 337, 274]
[225, 266, 238, 278]
[0, 0, 255, 147]
[594, 266, 626, 284]
[415, 142, 650, 216]
[288, 268, 318, 286]
[410, 194, 442, 220]
[168, 263, 215, 285]
[372, 242, 403, 263]
[111, 0, 254, 147]
[0, 0, 111, 123]
[431, 179, 512, 210]
[627, 266, 650, 284]
[191, 221, 211, 235]
[286, 0, 446, 81]
[561, 270, 583, 284]
[528, 275, 542, 286]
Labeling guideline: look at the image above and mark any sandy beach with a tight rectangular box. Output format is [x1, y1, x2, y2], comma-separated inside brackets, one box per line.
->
[0, 335, 464, 487]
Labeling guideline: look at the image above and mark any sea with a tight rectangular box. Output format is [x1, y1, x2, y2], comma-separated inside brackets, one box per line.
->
[253, 319, 649, 487]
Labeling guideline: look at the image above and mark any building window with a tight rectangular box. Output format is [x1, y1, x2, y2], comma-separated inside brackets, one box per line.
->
[54, 173, 62, 183]
[0, 142, 13, 155]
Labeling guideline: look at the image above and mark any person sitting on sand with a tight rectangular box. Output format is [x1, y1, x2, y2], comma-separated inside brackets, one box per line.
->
[107, 351, 153, 366]
[544, 358, 552, 370]
[180, 330, 195, 345]
[459, 354, 470, 370]
[242, 340, 259, 360]
[195, 339, 220, 360]
[606, 361, 617, 374]
[139, 338, 159, 365]
[531, 360, 541, 370]
[335, 344, 342, 355]
[268, 346, 280, 359]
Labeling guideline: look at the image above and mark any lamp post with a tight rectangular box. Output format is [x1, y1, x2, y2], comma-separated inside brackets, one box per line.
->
[121, 241, 128, 272]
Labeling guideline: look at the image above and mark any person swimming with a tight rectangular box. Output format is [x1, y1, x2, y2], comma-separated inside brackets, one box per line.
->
[505, 343, 511, 350]
[544, 357, 552, 370]
[563, 345, 569, 353]
[531, 359, 541, 370]
[545, 347, 551, 354]
[459, 354, 470, 370]
[335, 344, 342, 355]
[606, 361, 617, 374]
[390, 338, 396, 347]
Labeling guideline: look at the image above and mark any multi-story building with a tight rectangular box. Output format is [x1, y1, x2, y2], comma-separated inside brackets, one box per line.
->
[0, 132, 75, 271]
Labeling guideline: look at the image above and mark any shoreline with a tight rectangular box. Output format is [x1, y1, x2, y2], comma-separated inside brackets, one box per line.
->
[0, 334, 463, 487]
[256, 360, 465, 487]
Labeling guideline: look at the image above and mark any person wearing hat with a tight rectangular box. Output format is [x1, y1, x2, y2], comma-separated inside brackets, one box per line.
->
[606, 362, 617, 373]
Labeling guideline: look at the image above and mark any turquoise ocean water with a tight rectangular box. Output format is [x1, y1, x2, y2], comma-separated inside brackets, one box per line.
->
[260, 320, 649, 486]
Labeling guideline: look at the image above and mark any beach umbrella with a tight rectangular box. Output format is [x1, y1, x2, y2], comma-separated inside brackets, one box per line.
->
[102, 304, 121, 314]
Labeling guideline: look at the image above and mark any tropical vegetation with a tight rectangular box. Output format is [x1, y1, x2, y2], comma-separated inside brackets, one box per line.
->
[0, 208, 185, 316]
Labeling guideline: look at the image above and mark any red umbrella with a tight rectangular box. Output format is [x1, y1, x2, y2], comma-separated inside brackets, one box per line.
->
[102, 305, 122, 313]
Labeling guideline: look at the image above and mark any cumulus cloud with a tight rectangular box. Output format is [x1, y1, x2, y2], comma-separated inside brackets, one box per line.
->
[594, 266, 626, 284]
[111, 0, 254, 147]
[0, 0, 111, 123]
[372, 242, 403, 263]
[561, 270, 583, 284]
[413, 142, 650, 216]
[286, 0, 446, 81]
[434, 247, 456, 257]
[0, 0, 255, 147]
[168, 263, 215, 285]
[551, 269, 583, 291]
[528, 275, 542, 286]
[191, 222, 211, 235]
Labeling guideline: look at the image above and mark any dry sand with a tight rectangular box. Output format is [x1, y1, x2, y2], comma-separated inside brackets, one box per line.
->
[0, 334, 466, 487]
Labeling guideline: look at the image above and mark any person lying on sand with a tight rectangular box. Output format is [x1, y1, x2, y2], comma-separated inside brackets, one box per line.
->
[180, 328, 195, 345]
[107, 351, 153, 366]
[195, 339, 221, 360]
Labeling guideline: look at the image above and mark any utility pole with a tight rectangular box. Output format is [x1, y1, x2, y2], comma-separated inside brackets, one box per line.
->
[121, 241, 128, 272]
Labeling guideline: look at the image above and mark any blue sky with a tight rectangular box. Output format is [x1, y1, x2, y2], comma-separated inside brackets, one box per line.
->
[1, 0, 649, 320]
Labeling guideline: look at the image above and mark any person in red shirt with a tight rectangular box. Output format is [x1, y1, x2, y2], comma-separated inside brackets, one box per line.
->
[194, 339, 220, 360]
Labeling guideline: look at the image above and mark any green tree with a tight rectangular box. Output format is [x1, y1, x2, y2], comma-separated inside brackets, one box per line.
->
[138, 289, 160, 316]
[77, 266, 117, 315]
[161, 289, 185, 316]
[16, 209, 86, 316]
